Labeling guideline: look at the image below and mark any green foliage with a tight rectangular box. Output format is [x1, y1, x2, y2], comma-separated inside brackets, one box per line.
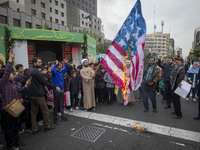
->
[5, 27, 14, 64]
[37, 23, 51, 30]
[96, 41, 111, 54]
[82, 33, 88, 58]
[188, 44, 200, 61]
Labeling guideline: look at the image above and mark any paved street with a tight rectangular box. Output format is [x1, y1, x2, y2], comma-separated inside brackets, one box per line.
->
[1, 92, 200, 150]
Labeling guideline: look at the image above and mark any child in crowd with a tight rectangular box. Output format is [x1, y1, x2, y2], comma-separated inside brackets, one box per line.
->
[69, 71, 80, 112]
[104, 71, 115, 104]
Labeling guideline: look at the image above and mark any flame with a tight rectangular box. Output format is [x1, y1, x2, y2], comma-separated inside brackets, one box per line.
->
[135, 124, 142, 132]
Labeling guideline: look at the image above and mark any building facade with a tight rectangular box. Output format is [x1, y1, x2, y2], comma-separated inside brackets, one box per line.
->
[65, 0, 97, 16]
[144, 32, 170, 57]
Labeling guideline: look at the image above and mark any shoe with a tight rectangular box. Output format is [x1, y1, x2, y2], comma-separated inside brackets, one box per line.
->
[185, 97, 189, 101]
[0, 144, 4, 150]
[57, 112, 61, 116]
[70, 108, 73, 112]
[54, 121, 61, 125]
[61, 116, 70, 121]
[84, 109, 87, 112]
[153, 109, 158, 113]
[16, 140, 26, 146]
[194, 116, 200, 120]
[171, 112, 176, 114]
[75, 106, 80, 110]
[64, 110, 67, 114]
[18, 129, 25, 134]
[32, 129, 39, 135]
[44, 125, 56, 132]
[8, 146, 22, 150]
[164, 106, 171, 109]
[25, 128, 33, 133]
[37, 121, 43, 127]
[173, 115, 182, 119]
[93, 108, 95, 111]
[192, 98, 196, 102]
[144, 109, 148, 112]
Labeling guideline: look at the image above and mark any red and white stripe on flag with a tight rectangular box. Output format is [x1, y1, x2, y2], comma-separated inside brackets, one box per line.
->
[101, 41, 127, 90]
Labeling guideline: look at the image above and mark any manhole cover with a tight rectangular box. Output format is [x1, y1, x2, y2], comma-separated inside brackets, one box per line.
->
[71, 126, 106, 142]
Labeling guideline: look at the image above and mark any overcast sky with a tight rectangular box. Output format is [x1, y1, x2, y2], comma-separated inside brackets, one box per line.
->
[97, 0, 200, 57]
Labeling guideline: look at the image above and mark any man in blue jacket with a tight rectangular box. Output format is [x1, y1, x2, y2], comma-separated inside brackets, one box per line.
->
[51, 59, 69, 124]
[157, 56, 174, 109]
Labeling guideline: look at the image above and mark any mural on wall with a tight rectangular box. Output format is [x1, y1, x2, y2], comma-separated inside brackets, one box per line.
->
[0, 25, 5, 64]
[9, 27, 84, 43]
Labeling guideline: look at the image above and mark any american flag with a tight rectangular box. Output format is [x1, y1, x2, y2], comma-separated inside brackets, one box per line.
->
[101, 0, 146, 91]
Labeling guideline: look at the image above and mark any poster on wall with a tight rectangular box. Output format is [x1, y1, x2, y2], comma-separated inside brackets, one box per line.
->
[87, 35, 96, 63]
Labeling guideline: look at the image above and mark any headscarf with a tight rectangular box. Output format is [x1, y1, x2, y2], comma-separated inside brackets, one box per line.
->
[187, 62, 199, 74]
[81, 59, 88, 65]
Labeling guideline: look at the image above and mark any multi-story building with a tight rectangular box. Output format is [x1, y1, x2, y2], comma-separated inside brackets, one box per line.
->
[144, 32, 170, 57]
[169, 38, 175, 54]
[65, 0, 97, 16]
[194, 27, 200, 49]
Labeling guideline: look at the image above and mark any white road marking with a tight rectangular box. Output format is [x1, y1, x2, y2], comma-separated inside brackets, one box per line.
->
[68, 110, 200, 143]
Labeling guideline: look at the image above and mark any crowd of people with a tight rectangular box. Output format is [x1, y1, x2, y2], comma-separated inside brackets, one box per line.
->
[0, 50, 199, 150]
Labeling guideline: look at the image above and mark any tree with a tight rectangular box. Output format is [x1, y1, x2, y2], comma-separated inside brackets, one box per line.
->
[188, 44, 200, 61]
[96, 41, 111, 54]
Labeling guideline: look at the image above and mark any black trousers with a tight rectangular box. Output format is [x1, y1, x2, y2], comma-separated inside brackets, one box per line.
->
[70, 93, 79, 108]
[107, 88, 115, 104]
[172, 89, 182, 116]
[53, 92, 64, 122]
[97, 88, 106, 104]
[1, 110, 20, 149]
[23, 101, 32, 129]
[164, 82, 172, 107]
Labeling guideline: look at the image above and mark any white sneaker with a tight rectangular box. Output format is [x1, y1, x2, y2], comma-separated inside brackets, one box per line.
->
[37, 121, 43, 126]
[64, 110, 67, 114]
[185, 98, 189, 101]
[70, 108, 73, 112]
[192, 98, 196, 102]
[57, 112, 61, 116]
[75, 106, 79, 110]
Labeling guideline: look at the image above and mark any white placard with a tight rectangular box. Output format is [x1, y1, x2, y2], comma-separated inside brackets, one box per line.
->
[174, 80, 192, 98]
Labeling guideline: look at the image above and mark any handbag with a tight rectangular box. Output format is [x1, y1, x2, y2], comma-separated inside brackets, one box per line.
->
[4, 86, 25, 117]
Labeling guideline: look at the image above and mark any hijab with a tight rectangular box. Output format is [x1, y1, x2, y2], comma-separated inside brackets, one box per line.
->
[187, 62, 199, 74]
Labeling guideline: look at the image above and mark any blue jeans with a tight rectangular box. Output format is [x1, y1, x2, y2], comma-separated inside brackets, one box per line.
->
[142, 83, 157, 110]
[187, 85, 198, 98]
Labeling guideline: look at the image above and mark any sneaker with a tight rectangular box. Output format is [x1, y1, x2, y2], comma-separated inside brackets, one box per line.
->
[192, 98, 196, 102]
[84, 109, 87, 112]
[64, 110, 68, 114]
[93, 108, 95, 111]
[37, 121, 43, 127]
[75, 106, 80, 110]
[57, 112, 61, 116]
[18, 129, 25, 134]
[44, 125, 56, 132]
[32, 129, 39, 135]
[25, 128, 33, 133]
[70, 108, 73, 112]
[153, 109, 158, 113]
[185, 97, 189, 101]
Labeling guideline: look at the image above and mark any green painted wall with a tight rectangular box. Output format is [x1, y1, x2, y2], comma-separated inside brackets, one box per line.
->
[87, 34, 96, 62]
[0, 25, 5, 64]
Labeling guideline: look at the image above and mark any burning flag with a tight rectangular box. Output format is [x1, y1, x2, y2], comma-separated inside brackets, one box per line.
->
[101, 0, 146, 98]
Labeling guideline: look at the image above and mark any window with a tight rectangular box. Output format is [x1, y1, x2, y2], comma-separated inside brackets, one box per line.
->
[17, 8, 20, 12]
[85, 2, 88, 6]
[82, 0, 84, 4]
[85, 8, 88, 12]
[61, 21, 64, 25]
[55, 19, 58, 23]
[31, 9, 36, 16]
[50, 0, 52, 2]
[82, 14, 84, 18]
[98, 27, 100, 30]
[0, 15, 7, 24]
[55, 0, 58, 5]
[93, 6, 95, 10]
[94, 25, 96, 29]
[86, 23, 88, 26]
[82, 21, 84, 25]
[25, 22, 32, 28]
[61, 3, 64, 8]
[16, 0, 19, 3]
[50, 17, 52, 21]
[31, 0, 36, 4]
[55, 9, 58, 15]
[41, 13, 45, 19]
[89, 4, 91, 8]
[61, 12, 64, 17]
[13, 19, 20, 27]
[50, 7, 52, 12]
[41, 2, 45, 8]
